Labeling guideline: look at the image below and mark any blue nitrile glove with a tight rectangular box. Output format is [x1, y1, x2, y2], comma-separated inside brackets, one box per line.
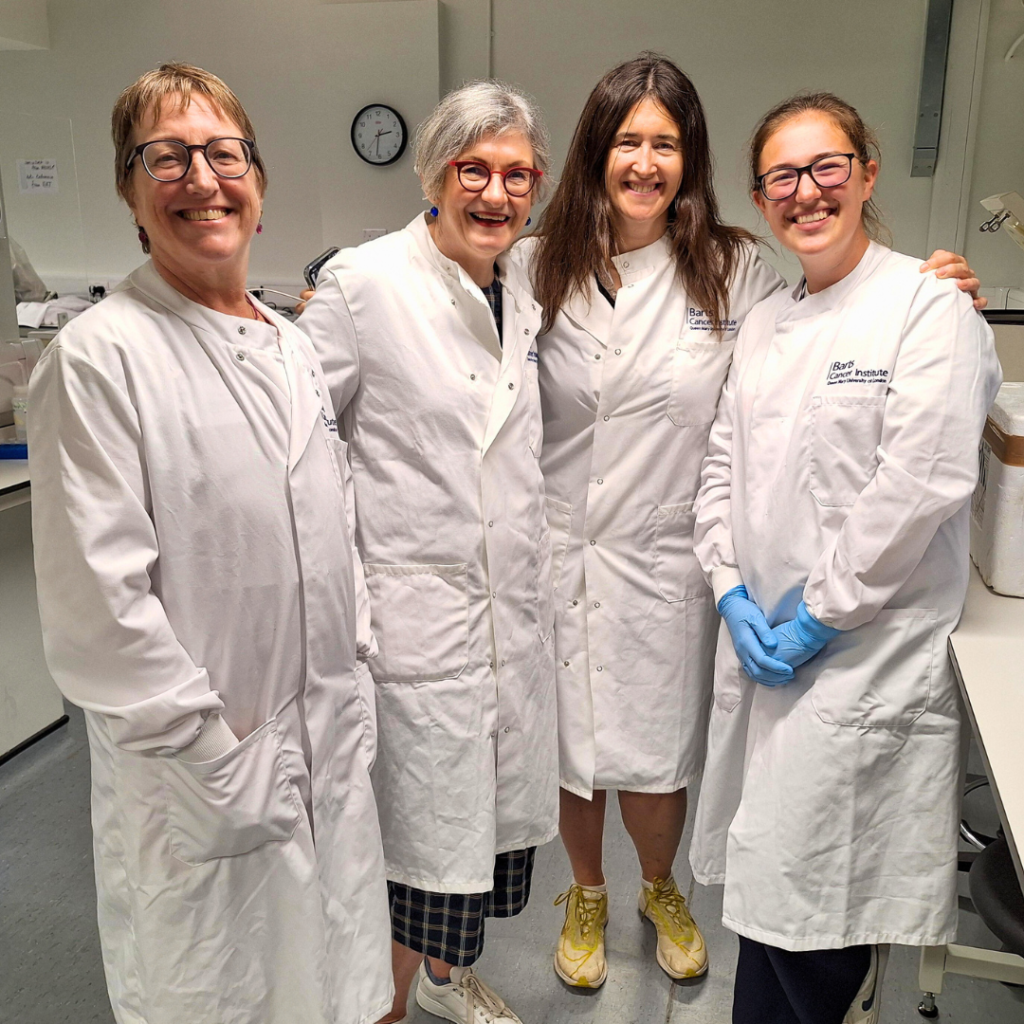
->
[717, 585, 794, 687]
[771, 601, 842, 670]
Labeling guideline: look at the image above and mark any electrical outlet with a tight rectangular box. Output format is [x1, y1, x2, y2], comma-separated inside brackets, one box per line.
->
[362, 228, 387, 241]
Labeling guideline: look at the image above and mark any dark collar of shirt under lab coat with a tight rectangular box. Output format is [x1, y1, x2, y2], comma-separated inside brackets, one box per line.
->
[481, 264, 503, 345]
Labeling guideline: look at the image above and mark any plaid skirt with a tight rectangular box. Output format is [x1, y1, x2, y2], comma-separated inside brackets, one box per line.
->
[388, 848, 536, 966]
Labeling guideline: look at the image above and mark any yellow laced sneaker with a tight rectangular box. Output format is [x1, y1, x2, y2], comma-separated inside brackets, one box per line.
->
[553, 883, 609, 988]
[638, 876, 708, 979]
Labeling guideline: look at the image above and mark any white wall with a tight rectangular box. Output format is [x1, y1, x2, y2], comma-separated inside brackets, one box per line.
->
[495, 0, 942, 283]
[0, 0, 1017, 293]
[0, 0, 441, 292]
[962, 0, 1024, 289]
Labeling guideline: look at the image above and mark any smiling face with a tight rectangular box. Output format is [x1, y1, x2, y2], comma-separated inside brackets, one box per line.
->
[604, 97, 684, 251]
[430, 130, 536, 280]
[126, 94, 263, 285]
[753, 111, 878, 287]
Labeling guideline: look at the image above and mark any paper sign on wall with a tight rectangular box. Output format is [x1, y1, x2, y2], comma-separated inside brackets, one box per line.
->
[17, 160, 58, 194]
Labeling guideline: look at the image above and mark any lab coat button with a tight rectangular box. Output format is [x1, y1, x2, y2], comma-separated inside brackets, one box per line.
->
[615, 348, 621, 355]
[594, 601, 601, 608]
[572, 600, 578, 606]
[488, 520, 494, 527]
[489, 660, 495, 669]
[451, 298, 457, 306]
[589, 539, 596, 545]
[524, 328, 531, 335]
[563, 660, 570, 667]
[603, 415, 610, 421]
[235, 351, 245, 362]
[492, 591, 497, 599]
[470, 373, 477, 381]
[595, 353, 601, 360]
[508, 382, 515, 390]
[597, 478, 603, 485]
[622, 261, 630, 268]
[500, 659, 506, 667]
[237, 325, 247, 336]
[596, 665, 603, 671]
[504, 726, 510, 733]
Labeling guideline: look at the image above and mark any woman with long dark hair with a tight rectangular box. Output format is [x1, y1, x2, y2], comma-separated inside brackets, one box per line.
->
[521, 52, 980, 989]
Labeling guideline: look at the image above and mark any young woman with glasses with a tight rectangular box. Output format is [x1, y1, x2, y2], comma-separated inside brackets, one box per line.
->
[691, 91, 1000, 1024]
[298, 82, 556, 1024]
[519, 52, 983, 992]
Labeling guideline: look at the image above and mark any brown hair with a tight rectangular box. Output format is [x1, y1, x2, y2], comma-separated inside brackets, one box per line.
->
[112, 62, 266, 250]
[532, 52, 755, 335]
[749, 92, 890, 246]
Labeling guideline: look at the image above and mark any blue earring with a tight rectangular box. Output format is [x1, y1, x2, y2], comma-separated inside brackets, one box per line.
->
[526, 217, 532, 226]
[430, 206, 439, 217]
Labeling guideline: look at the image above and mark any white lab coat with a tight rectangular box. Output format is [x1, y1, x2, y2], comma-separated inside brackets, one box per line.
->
[29, 263, 393, 1024]
[518, 235, 783, 798]
[298, 214, 559, 893]
[691, 243, 1001, 950]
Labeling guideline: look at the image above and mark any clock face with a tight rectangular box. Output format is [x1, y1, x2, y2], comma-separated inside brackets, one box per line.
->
[351, 104, 407, 166]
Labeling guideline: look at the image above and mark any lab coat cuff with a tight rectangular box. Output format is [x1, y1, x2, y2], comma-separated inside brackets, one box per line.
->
[711, 565, 745, 605]
[174, 713, 239, 763]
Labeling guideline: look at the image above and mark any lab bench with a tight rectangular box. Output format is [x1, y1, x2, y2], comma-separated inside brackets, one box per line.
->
[0, 462, 67, 764]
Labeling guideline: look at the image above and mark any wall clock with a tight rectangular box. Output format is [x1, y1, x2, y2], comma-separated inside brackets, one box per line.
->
[351, 104, 407, 166]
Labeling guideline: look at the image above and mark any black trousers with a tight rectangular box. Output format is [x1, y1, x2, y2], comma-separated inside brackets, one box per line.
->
[733, 935, 871, 1024]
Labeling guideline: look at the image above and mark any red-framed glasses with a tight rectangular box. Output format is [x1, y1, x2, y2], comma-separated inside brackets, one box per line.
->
[448, 161, 543, 197]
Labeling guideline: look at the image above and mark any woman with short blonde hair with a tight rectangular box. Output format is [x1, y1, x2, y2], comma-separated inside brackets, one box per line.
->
[31, 62, 393, 1024]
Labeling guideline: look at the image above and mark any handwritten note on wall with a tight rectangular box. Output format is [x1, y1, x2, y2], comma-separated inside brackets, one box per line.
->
[17, 159, 58, 194]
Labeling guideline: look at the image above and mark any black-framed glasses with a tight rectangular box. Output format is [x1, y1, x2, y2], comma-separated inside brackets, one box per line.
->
[756, 153, 857, 201]
[448, 160, 543, 197]
[126, 137, 256, 182]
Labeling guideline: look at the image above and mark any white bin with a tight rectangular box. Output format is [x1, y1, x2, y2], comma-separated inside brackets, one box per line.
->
[971, 382, 1024, 597]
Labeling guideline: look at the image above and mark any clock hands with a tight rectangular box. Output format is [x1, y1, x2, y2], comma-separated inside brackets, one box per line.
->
[372, 129, 394, 158]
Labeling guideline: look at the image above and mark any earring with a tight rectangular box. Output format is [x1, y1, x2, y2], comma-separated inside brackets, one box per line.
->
[137, 226, 148, 244]
[430, 206, 439, 217]
[526, 217, 532, 226]
[256, 222, 263, 235]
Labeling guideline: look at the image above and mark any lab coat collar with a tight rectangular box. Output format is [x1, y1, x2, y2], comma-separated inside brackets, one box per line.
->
[127, 261, 280, 348]
[780, 241, 889, 323]
[610, 232, 672, 283]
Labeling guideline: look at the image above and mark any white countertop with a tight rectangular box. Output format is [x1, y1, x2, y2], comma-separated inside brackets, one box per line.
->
[949, 563, 1024, 891]
[0, 459, 30, 495]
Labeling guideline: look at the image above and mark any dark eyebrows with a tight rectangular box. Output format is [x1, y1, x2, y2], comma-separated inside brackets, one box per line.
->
[762, 150, 849, 174]
[613, 131, 681, 144]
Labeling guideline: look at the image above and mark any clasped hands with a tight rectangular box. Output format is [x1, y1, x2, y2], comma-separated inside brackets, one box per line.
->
[717, 585, 841, 686]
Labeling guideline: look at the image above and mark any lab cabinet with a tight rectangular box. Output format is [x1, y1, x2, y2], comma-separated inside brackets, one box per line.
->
[0, 470, 66, 762]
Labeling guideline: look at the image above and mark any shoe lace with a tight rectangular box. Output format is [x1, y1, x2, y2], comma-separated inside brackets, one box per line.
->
[645, 877, 694, 939]
[554, 884, 604, 942]
[454, 968, 510, 1024]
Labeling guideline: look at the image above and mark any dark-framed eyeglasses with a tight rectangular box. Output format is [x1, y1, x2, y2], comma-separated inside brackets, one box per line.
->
[448, 160, 543, 198]
[756, 153, 857, 202]
[126, 137, 256, 182]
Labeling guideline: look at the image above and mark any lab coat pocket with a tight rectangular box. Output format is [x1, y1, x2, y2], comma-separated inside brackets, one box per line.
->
[164, 719, 302, 866]
[526, 358, 543, 458]
[809, 395, 886, 507]
[810, 608, 937, 729]
[654, 503, 707, 602]
[363, 563, 470, 682]
[326, 435, 349, 492]
[544, 497, 573, 590]
[667, 338, 734, 427]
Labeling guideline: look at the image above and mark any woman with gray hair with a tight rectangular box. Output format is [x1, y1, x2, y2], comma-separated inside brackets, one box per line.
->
[298, 81, 557, 1024]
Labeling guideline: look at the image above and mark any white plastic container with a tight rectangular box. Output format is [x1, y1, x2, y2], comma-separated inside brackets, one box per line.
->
[971, 382, 1024, 596]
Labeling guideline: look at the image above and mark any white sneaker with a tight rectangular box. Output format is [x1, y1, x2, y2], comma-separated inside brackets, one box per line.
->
[843, 944, 889, 1024]
[415, 963, 523, 1024]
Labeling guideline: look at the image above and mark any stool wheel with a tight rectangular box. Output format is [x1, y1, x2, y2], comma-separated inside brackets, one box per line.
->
[918, 994, 939, 1018]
